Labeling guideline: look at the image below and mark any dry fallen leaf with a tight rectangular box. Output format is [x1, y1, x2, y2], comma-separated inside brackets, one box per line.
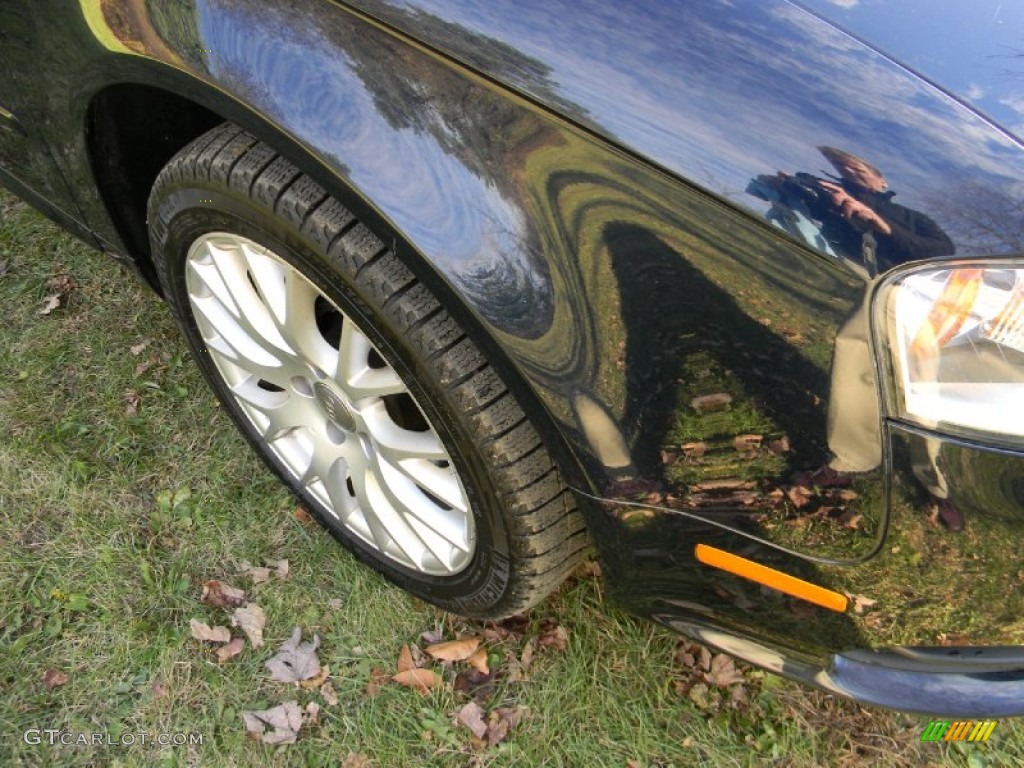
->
[129, 340, 150, 356]
[690, 393, 733, 413]
[294, 507, 313, 524]
[42, 668, 69, 690]
[37, 294, 62, 315]
[342, 753, 372, 768]
[454, 667, 496, 701]
[271, 559, 290, 580]
[124, 390, 140, 417]
[420, 628, 444, 646]
[201, 580, 247, 608]
[392, 668, 442, 695]
[366, 667, 389, 697]
[519, 639, 536, 671]
[706, 654, 745, 687]
[241, 700, 305, 745]
[397, 644, 415, 674]
[456, 702, 488, 740]
[468, 648, 489, 675]
[240, 562, 273, 584]
[785, 485, 814, 510]
[733, 434, 763, 453]
[487, 706, 527, 747]
[232, 603, 267, 649]
[189, 618, 231, 644]
[266, 627, 321, 682]
[425, 637, 481, 663]
[537, 621, 569, 651]
[216, 637, 246, 663]
[851, 594, 878, 614]
[321, 681, 339, 707]
[300, 664, 330, 690]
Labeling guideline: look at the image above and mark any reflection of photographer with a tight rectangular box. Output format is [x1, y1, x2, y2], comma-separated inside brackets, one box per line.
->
[752, 146, 953, 273]
[752, 148, 963, 530]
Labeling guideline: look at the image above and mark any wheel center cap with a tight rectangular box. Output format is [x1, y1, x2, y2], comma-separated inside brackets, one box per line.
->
[313, 382, 356, 432]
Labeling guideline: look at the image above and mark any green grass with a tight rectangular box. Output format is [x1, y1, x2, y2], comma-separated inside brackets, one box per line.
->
[1, 189, 1021, 767]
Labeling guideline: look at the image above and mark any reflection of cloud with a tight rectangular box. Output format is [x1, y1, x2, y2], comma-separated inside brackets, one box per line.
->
[999, 94, 1024, 118]
[967, 84, 986, 100]
[826, 0, 859, 7]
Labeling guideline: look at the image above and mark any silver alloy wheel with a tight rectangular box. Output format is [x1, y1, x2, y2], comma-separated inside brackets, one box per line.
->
[184, 232, 475, 575]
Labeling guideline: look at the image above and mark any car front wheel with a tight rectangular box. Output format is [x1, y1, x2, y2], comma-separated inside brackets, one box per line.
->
[146, 123, 588, 618]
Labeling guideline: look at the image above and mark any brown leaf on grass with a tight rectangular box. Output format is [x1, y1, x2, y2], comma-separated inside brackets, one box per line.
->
[838, 489, 860, 501]
[454, 667, 496, 701]
[239, 562, 272, 584]
[682, 441, 708, 458]
[839, 511, 863, 530]
[133, 360, 153, 378]
[365, 667, 390, 697]
[425, 637, 481, 663]
[850, 594, 878, 614]
[456, 701, 489, 740]
[468, 648, 489, 675]
[420, 628, 444, 645]
[342, 753, 372, 768]
[690, 393, 733, 413]
[321, 681, 339, 707]
[706, 654, 745, 687]
[266, 627, 320, 682]
[124, 390, 141, 417]
[304, 701, 320, 725]
[397, 644, 415, 674]
[200, 580, 247, 608]
[271, 559, 290, 580]
[129, 340, 150, 356]
[216, 637, 246, 663]
[393, 668, 442, 695]
[300, 664, 330, 691]
[519, 638, 536, 670]
[294, 507, 313, 524]
[38, 294, 62, 315]
[733, 434, 763, 453]
[232, 603, 267, 649]
[486, 706, 528, 747]
[189, 619, 231, 644]
[785, 485, 814, 510]
[42, 668, 69, 690]
[537, 620, 569, 651]
[241, 701, 304, 745]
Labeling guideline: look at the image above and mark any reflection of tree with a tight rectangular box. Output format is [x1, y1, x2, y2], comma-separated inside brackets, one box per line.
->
[926, 182, 1024, 254]
[346, 5, 580, 117]
[171, 0, 564, 338]
[145, 0, 203, 67]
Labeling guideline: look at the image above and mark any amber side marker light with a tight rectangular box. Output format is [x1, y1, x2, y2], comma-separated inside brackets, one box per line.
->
[695, 544, 849, 613]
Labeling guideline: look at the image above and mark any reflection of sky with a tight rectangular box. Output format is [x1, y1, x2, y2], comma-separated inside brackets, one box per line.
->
[353, 0, 1024, 251]
[194, 0, 529, 272]
[800, 0, 1024, 137]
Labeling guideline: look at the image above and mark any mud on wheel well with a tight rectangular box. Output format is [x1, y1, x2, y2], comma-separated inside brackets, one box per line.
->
[87, 84, 223, 292]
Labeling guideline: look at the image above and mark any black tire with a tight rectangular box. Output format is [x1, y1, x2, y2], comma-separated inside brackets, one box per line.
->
[147, 123, 588, 618]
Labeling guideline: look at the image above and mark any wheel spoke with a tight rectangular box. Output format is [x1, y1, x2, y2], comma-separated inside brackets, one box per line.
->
[375, 459, 470, 553]
[335, 320, 405, 399]
[353, 466, 425, 567]
[390, 458, 468, 513]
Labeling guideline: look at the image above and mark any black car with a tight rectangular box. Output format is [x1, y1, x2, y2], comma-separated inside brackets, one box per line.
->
[3, 0, 1024, 717]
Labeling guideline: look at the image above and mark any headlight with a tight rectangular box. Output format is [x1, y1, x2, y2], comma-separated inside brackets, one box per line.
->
[878, 264, 1024, 440]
